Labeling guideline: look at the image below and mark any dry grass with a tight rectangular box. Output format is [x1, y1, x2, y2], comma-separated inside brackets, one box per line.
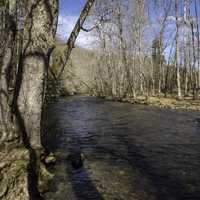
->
[123, 96, 200, 111]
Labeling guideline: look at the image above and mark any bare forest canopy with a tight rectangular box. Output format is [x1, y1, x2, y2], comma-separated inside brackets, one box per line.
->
[53, 0, 200, 101]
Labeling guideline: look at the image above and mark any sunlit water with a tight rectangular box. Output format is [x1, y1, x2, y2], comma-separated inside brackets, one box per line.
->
[43, 96, 200, 200]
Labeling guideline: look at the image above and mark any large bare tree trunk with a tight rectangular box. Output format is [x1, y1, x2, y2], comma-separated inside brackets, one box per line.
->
[17, 0, 58, 149]
[0, 1, 58, 199]
[0, 0, 58, 151]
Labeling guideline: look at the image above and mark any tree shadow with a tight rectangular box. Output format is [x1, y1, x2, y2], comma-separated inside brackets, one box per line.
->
[45, 133, 104, 199]
[110, 126, 200, 200]
[43, 96, 200, 200]
[43, 107, 104, 199]
[65, 150, 104, 200]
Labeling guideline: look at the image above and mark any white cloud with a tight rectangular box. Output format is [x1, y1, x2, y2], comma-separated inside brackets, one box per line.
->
[57, 14, 96, 48]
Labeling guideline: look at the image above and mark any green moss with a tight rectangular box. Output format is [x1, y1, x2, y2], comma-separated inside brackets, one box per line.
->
[0, 150, 30, 200]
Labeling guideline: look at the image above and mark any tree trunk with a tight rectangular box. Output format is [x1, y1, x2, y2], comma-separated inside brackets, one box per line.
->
[184, 0, 188, 96]
[175, 0, 182, 99]
[0, 0, 20, 151]
[17, 0, 58, 149]
[0, 0, 58, 151]
[195, 0, 200, 89]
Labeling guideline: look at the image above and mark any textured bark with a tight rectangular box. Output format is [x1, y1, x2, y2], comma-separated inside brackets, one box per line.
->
[15, 0, 58, 149]
[0, 0, 20, 151]
[0, 1, 58, 199]
[0, 0, 59, 150]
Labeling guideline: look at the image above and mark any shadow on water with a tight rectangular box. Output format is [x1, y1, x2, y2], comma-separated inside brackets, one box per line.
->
[44, 96, 200, 200]
[65, 153, 104, 200]
[62, 129, 103, 200]
[45, 144, 104, 199]
[43, 102, 104, 199]
[114, 130, 200, 200]
[106, 115, 200, 199]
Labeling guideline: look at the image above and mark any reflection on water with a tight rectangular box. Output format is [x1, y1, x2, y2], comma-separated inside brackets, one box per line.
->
[44, 96, 200, 200]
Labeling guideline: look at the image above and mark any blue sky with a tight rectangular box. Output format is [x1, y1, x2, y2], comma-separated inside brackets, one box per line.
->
[57, 0, 200, 51]
[59, 0, 86, 16]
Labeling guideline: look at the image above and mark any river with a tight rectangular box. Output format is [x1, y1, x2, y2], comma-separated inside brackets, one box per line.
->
[44, 96, 200, 200]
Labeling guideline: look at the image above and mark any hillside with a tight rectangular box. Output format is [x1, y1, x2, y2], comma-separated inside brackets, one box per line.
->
[55, 41, 96, 94]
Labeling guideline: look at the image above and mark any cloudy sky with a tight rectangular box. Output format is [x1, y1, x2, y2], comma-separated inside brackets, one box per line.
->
[57, 0, 95, 48]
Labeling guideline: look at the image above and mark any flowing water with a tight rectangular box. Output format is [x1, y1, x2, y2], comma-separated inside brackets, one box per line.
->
[44, 96, 200, 200]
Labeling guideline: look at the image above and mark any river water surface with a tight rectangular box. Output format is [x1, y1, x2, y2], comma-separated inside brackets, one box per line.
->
[44, 96, 200, 200]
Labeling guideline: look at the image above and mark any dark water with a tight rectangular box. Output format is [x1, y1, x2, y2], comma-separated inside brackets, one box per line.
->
[44, 96, 200, 200]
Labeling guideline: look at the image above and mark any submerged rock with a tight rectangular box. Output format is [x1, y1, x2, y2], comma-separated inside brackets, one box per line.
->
[67, 152, 85, 169]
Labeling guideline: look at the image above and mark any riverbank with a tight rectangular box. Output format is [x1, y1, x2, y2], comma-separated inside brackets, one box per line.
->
[102, 95, 200, 111]
[0, 148, 55, 200]
[0, 149, 30, 200]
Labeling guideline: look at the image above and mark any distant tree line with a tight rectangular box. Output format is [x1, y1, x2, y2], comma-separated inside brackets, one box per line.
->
[91, 0, 200, 100]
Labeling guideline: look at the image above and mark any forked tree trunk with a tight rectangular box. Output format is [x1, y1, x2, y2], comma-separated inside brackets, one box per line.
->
[0, 0, 58, 151]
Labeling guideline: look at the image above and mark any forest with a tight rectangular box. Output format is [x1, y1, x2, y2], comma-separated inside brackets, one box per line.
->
[51, 0, 200, 110]
[0, 0, 200, 200]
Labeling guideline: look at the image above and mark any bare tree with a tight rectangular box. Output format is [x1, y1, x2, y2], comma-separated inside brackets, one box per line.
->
[175, 0, 182, 99]
[91, 0, 200, 100]
[55, 0, 95, 79]
[0, 0, 58, 150]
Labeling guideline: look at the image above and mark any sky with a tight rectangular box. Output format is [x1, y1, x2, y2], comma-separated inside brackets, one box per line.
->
[58, 0, 200, 51]
[57, 0, 95, 48]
